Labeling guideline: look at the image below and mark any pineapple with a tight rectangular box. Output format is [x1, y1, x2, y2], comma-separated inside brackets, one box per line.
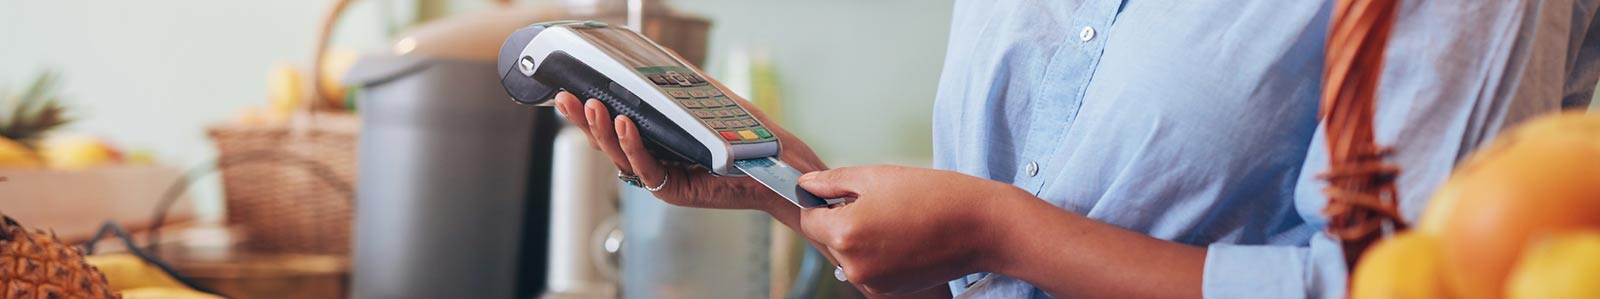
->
[0, 71, 74, 146]
[1, 214, 119, 299]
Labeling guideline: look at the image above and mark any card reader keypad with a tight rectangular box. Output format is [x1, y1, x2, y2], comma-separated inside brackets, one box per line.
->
[637, 66, 775, 144]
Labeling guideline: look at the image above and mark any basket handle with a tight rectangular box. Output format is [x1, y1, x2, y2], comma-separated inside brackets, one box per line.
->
[1319, 0, 1410, 271]
[308, 0, 517, 111]
[309, 0, 355, 112]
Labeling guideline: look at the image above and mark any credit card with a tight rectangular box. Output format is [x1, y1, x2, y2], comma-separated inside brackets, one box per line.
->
[733, 157, 841, 208]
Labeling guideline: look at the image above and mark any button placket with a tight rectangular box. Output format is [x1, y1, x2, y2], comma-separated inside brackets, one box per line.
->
[1016, 0, 1121, 196]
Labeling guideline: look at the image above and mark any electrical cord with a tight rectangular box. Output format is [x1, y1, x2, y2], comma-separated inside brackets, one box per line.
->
[83, 221, 224, 296]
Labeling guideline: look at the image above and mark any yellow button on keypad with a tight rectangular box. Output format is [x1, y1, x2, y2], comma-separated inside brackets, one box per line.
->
[737, 130, 760, 141]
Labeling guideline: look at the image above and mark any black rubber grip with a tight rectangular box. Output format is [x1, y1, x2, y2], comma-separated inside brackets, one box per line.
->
[534, 51, 714, 167]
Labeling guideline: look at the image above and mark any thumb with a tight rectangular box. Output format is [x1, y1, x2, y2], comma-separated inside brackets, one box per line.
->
[798, 167, 870, 199]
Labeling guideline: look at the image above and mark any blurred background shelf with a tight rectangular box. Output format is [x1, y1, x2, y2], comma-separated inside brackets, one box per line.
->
[0, 165, 195, 242]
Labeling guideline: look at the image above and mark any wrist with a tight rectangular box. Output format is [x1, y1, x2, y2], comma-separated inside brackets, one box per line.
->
[756, 191, 791, 214]
[973, 186, 1039, 275]
[759, 192, 804, 231]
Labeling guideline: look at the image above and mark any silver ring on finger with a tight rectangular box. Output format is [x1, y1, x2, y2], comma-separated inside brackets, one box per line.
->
[644, 171, 668, 192]
[618, 171, 644, 188]
[834, 265, 848, 282]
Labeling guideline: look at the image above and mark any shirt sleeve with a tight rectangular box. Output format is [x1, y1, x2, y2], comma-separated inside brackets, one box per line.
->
[1202, 0, 1600, 298]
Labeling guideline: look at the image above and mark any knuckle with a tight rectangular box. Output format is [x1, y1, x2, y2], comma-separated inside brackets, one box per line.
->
[828, 235, 852, 253]
[830, 224, 862, 253]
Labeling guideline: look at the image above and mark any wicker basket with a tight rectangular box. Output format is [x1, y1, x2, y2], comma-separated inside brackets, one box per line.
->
[207, 0, 362, 256]
[208, 114, 359, 255]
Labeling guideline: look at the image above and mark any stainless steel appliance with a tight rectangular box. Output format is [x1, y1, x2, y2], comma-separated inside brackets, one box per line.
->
[345, 8, 565, 299]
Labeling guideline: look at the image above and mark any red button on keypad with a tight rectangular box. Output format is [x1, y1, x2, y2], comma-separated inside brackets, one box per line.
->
[719, 131, 741, 141]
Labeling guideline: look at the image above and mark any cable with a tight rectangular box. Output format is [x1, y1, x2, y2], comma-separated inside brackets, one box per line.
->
[83, 221, 225, 297]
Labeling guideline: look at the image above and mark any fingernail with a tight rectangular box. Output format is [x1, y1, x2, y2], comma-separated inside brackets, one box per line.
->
[616, 117, 628, 137]
[585, 106, 597, 124]
[799, 172, 816, 181]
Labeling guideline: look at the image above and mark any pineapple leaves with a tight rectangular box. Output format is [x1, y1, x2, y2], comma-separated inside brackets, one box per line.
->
[0, 70, 73, 143]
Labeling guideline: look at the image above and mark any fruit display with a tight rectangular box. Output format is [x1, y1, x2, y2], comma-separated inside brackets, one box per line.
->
[118, 287, 222, 299]
[0, 71, 71, 169]
[0, 137, 41, 168]
[236, 48, 359, 126]
[83, 254, 186, 293]
[0, 71, 139, 170]
[85, 254, 223, 299]
[0, 214, 120, 299]
[1350, 232, 1451, 299]
[237, 62, 309, 126]
[1505, 231, 1600, 299]
[317, 48, 359, 108]
[38, 134, 123, 170]
[1351, 111, 1600, 299]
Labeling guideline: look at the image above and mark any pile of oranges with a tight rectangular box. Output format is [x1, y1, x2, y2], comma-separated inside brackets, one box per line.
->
[1352, 112, 1600, 299]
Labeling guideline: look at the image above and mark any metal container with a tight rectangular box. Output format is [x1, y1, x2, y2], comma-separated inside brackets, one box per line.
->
[345, 8, 565, 299]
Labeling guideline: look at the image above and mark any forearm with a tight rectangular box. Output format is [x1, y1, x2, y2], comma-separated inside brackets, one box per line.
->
[988, 195, 1207, 298]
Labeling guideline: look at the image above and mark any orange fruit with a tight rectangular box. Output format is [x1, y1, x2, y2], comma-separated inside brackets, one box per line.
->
[1350, 232, 1455, 299]
[1422, 112, 1600, 299]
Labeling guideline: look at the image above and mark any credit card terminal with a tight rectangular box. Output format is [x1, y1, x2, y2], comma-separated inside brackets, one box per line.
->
[497, 21, 838, 208]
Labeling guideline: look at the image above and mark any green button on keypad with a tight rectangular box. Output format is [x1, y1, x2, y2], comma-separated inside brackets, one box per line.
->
[754, 128, 772, 138]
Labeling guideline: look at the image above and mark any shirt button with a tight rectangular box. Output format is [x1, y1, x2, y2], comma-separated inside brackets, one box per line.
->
[1025, 161, 1040, 177]
[1079, 26, 1096, 42]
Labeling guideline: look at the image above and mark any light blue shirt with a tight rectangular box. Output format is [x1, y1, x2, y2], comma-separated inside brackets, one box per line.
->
[932, 0, 1600, 298]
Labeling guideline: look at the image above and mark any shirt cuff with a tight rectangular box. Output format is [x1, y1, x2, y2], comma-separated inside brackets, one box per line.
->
[1202, 234, 1348, 299]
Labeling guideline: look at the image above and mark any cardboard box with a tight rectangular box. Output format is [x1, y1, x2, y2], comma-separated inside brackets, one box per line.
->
[0, 165, 195, 242]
